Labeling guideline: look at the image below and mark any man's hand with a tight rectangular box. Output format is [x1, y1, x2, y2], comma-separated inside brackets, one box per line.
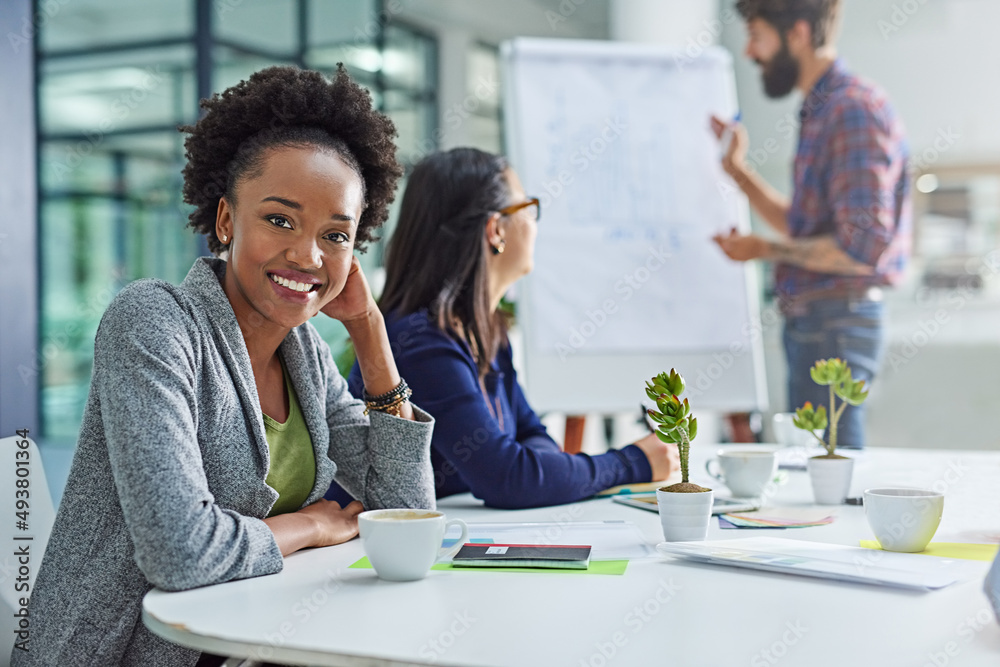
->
[713, 229, 877, 276]
[709, 115, 791, 235]
[712, 227, 770, 262]
[710, 114, 749, 178]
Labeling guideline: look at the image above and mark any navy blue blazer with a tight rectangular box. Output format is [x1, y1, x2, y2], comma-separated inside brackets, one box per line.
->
[328, 310, 651, 509]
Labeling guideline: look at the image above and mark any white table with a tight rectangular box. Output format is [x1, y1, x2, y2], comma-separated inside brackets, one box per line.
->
[144, 447, 1000, 666]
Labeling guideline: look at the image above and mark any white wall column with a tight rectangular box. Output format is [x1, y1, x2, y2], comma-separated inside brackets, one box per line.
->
[436, 28, 472, 150]
[610, 0, 720, 47]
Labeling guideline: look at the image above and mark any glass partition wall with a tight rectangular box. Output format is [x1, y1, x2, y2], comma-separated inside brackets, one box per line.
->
[38, 0, 437, 442]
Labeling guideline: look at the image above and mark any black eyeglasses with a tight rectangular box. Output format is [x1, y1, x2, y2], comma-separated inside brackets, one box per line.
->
[498, 197, 540, 222]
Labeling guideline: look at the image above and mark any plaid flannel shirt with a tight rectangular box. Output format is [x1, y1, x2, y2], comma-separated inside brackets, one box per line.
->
[777, 59, 911, 309]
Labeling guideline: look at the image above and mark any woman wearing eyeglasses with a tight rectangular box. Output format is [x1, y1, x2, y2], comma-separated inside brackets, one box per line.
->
[329, 147, 678, 509]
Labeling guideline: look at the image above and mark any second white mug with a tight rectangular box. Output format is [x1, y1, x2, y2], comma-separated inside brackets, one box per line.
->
[705, 449, 777, 498]
[864, 488, 943, 553]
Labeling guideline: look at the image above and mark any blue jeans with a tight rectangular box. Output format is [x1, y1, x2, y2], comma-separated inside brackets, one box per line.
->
[783, 297, 885, 449]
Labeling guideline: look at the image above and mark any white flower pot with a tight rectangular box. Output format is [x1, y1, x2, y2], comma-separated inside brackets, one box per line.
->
[807, 456, 854, 505]
[656, 487, 714, 542]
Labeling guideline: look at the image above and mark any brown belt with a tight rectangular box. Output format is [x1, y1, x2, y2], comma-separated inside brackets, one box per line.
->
[781, 286, 883, 316]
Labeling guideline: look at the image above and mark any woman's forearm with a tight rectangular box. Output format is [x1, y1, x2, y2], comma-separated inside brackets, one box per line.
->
[346, 309, 415, 420]
[263, 512, 318, 556]
[265, 499, 364, 556]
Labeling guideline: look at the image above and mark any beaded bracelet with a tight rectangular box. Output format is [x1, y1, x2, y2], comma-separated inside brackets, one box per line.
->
[365, 393, 409, 417]
[363, 378, 410, 405]
[363, 379, 412, 416]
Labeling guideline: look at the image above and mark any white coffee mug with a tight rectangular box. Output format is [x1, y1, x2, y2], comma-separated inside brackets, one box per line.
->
[864, 488, 943, 553]
[705, 449, 777, 498]
[359, 509, 469, 581]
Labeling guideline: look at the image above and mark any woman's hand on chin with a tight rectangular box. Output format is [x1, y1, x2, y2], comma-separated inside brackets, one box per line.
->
[320, 257, 378, 327]
[320, 256, 412, 419]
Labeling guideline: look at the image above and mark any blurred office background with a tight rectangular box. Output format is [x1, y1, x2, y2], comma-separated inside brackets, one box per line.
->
[2, 0, 999, 503]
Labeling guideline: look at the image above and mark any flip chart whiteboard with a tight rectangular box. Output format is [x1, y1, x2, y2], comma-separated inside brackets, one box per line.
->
[501, 38, 767, 413]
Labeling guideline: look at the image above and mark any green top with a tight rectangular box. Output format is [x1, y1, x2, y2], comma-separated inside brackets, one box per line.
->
[262, 362, 317, 517]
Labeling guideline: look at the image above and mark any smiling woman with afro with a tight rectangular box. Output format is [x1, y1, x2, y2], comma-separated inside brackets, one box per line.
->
[183, 65, 402, 254]
[18, 65, 435, 667]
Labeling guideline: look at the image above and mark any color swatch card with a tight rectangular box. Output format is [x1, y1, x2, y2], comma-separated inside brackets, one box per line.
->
[719, 507, 836, 529]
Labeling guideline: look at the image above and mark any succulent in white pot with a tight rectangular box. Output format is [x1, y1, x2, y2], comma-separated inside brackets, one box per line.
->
[646, 370, 713, 541]
[793, 358, 869, 505]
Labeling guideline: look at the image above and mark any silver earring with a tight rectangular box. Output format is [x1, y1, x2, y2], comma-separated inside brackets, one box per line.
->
[221, 234, 228, 243]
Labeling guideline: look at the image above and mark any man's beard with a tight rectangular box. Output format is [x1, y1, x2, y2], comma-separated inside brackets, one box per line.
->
[758, 39, 800, 99]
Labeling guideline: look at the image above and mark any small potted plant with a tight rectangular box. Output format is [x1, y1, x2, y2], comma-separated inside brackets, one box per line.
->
[792, 358, 869, 505]
[646, 369, 713, 541]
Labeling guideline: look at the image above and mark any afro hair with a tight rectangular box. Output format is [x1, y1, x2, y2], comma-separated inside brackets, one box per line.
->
[180, 65, 403, 254]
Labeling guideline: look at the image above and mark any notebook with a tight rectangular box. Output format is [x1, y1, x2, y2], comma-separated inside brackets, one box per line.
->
[451, 543, 592, 569]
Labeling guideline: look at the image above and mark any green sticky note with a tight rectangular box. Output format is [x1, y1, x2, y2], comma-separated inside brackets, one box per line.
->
[859, 541, 999, 562]
[349, 557, 628, 575]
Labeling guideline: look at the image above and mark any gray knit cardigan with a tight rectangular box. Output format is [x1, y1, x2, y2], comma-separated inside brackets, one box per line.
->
[14, 258, 435, 666]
